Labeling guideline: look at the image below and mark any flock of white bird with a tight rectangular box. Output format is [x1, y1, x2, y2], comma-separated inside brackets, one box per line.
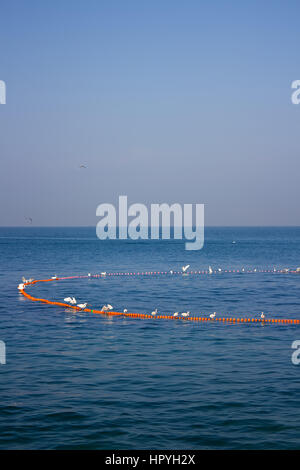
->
[63, 296, 114, 311]
[180, 265, 299, 274]
[181, 265, 225, 274]
[148, 310, 265, 320]
[19, 266, 270, 320]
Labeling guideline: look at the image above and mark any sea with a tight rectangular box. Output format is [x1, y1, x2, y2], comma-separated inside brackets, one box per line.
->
[0, 226, 300, 449]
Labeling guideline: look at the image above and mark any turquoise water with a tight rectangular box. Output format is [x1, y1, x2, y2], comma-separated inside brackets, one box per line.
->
[1, 227, 300, 449]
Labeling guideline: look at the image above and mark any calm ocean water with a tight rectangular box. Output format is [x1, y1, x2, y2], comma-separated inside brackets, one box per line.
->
[0, 226, 300, 449]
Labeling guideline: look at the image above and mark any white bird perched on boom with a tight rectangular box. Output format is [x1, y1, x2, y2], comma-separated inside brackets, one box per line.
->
[173, 312, 179, 317]
[64, 296, 77, 304]
[151, 309, 158, 316]
[182, 265, 190, 273]
[102, 304, 113, 311]
[77, 303, 88, 310]
[261, 312, 265, 319]
[208, 266, 213, 274]
[181, 311, 190, 317]
[210, 312, 216, 319]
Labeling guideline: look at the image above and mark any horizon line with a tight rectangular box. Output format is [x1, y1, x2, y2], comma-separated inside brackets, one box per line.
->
[1, 225, 300, 229]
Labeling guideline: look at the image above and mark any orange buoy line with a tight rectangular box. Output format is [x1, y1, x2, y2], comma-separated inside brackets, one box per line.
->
[18, 275, 300, 326]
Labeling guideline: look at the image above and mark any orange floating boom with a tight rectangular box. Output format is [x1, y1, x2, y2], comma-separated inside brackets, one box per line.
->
[18, 276, 300, 326]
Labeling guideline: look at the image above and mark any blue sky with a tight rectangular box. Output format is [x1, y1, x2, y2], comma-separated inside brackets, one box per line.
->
[0, 0, 299, 225]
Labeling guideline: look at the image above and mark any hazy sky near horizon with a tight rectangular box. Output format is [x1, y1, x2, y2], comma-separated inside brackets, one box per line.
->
[1, 0, 300, 226]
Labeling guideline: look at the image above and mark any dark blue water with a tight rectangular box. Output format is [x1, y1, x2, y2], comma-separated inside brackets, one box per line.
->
[1, 227, 300, 449]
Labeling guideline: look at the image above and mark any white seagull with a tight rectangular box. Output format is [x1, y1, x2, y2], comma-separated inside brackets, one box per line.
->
[182, 265, 190, 273]
[101, 272, 107, 277]
[151, 309, 158, 316]
[123, 309, 128, 313]
[261, 312, 265, 319]
[208, 266, 213, 274]
[52, 274, 58, 279]
[173, 312, 179, 317]
[209, 312, 216, 319]
[181, 311, 190, 317]
[69, 297, 77, 305]
[102, 304, 113, 311]
[77, 303, 88, 310]
[64, 297, 73, 303]
[18, 283, 24, 290]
